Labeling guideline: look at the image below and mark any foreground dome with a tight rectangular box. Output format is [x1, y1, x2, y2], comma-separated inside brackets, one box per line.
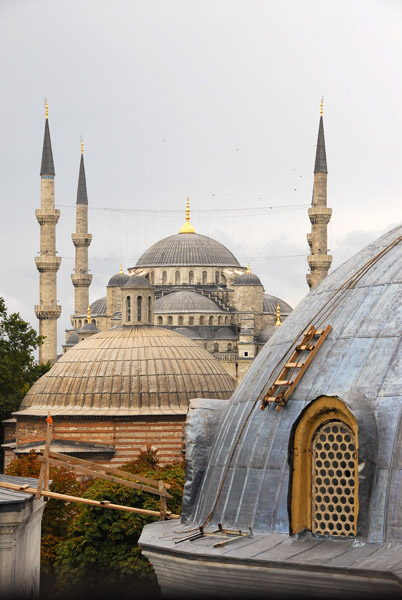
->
[136, 233, 240, 267]
[18, 325, 235, 416]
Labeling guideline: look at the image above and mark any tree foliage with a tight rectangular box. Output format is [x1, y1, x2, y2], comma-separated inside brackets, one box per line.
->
[0, 297, 50, 427]
[54, 449, 185, 598]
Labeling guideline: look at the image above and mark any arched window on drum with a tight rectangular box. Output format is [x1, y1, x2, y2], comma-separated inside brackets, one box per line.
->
[290, 397, 358, 539]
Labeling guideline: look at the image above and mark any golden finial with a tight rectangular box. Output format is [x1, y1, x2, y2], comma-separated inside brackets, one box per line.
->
[179, 197, 196, 234]
[45, 99, 48, 119]
[87, 305, 91, 321]
[275, 303, 282, 327]
[246, 263, 251, 274]
[81, 136, 84, 155]
[320, 97, 323, 117]
[119, 264, 124, 274]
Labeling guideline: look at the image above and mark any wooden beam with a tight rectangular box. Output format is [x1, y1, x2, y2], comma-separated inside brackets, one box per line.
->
[37, 455, 172, 499]
[0, 481, 180, 519]
[44, 450, 170, 490]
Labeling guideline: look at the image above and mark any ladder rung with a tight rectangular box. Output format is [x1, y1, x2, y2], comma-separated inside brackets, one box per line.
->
[264, 397, 277, 402]
[314, 329, 324, 336]
[274, 380, 293, 386]
[285, 362, 303, 368]
[296, 344, 314, 351]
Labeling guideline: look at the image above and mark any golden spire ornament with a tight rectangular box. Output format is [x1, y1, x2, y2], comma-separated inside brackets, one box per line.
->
[45, 99, 48, 119]
[275, 303, 282, 327]
[119, 264, 124, 274]
[320, 96, 323, 117]
[87, 305, 91, 321]
[179, 198, 195, 234]
[81, 136, 84, 155]
[246, 263, 251, 274]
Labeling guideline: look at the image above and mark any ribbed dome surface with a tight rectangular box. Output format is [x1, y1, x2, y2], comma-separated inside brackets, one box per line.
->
[262, 294, 292, 315]
[190, 225, 402, 541]
[124, 275, 153, 288]
[136, 233, 240, 267]
[107, 273, 130, 287]
[154, 291, 223, 313]
[233, 272, 262, 286]
[18, 325, 235, 416]
[89, 297, 107, 315]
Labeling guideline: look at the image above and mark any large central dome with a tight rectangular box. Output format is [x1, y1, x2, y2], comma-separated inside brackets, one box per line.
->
[136, 233, 240, 268]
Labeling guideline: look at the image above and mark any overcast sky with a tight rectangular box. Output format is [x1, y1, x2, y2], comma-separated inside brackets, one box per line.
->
[1, 0, 401, 353]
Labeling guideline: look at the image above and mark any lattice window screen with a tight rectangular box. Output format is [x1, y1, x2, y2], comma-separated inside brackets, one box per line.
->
[312, 421, 357, 537]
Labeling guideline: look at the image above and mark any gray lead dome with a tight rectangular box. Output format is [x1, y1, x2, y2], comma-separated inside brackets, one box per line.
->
[136, 233, 240, 267]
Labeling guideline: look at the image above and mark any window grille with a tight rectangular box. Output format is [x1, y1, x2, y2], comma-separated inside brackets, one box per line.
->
[137, 296, 142, 322]
[312, 421, 357, 537]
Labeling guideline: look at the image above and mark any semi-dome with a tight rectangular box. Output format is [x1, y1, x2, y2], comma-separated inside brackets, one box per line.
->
[189, 225, 402, 541]
[154, 291, 224, 314]
[262, 293, 292, 315]
[135, 233, 240, 267]
[17, 325, 235, 416]
[233, 272, 262, 286]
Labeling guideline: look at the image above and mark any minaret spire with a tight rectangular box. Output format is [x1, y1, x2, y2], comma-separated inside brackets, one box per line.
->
[35, 102, 62, 364]
[71, 139, 92, 316]
[306, 99, 332, 290]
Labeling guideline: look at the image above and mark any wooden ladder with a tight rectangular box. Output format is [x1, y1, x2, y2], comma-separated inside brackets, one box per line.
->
[260, 324, 332, 412]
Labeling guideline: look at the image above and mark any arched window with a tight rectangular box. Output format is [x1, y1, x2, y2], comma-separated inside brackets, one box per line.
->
[162, 271, 167, 285]
[221, 274, 226, 286]
[209, 316, 213, 325]
[199, 316, 204, 325]
[91, 319, 96, 325]
[189, 270, 194, 285]
[137, 296, 142, 322]
[228, 343, 232, 351]
[157, 316, 163, 325]
[78, 319, 82, 328]
[290, 397, 358, 538]
[178, 316, 183, 326]
[224, 316, 228, 325]
[213, 342, 219, 352]
[168, 316, 173, 325]
[218, 316, 222, 325]
[147, 296, 152, 322]
[175, 271, 180, 285]
[202, 271, 207, 284]
[84, 319, 88, 325]
[150, 271, 155, 284]
[189, 316, 194, 325]
[215, 271, 220, 285]
[126, 296, 131, 322]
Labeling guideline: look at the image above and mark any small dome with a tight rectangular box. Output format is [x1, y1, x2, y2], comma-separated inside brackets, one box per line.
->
[65, 331, 79, 346]
[124, 275, 154, 289]
[18, 325, 235, 415]
[79, 322, 99, 333]
[154, 291, 224, 314]
[89, 297, 107, 315]
[233, 272, 262, 286]
[263, 294, 292, 315]
[136, 233, 240, 267]
[107, 273, 130, 288]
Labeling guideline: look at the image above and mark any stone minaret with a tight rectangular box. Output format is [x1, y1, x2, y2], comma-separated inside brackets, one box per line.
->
[71, 139, 92, 314]
[34, 102, 62, 364]
[306, 100, 332, 290]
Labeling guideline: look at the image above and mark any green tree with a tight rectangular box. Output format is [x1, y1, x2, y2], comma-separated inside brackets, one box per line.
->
[55, 450, 185, 599]
[0, 296, 50, 431]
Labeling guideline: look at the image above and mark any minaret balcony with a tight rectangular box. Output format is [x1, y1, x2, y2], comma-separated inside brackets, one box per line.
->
[35, 256, 61, 272]
[307, 254, 333, 271]
[35, 209, 60, 225]
[71, 273, 93, 287]
[72, 233, 92, 247]
[34, 304, 62, 320]
[308, 207, 332, 225]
